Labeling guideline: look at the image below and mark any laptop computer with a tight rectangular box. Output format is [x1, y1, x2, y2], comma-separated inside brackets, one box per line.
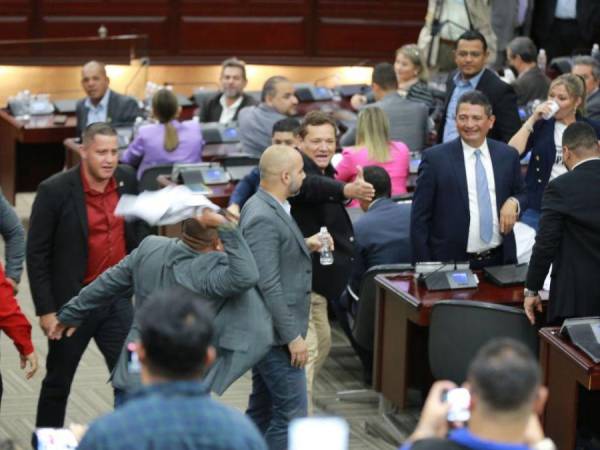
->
[483, 264, 528, 287]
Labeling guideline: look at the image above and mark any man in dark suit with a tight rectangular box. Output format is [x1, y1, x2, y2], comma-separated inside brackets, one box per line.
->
[412, 91, 527, 268]
[532, 0, 600, 62]
[198, 57, 258, 124]
[240, 145, 329, 450]
[348, 166, 412, 296]
[291, 111, 373, 412]
[75, 61, 141, 137]
[524, 122, 600, 325]
[440, 30, 521, 144]
[506, 37, 551, 107]
[572, 55, 600, 121]
[27, 123, 147, 427]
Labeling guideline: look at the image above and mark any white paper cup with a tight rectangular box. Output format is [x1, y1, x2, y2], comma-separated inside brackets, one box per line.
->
[542, 100, 560, 120]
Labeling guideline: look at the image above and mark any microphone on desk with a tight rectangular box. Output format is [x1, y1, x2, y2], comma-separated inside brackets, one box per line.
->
[124, 57, 150, 96]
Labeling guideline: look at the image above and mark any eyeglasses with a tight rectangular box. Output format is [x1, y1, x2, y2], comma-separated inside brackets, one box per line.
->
[456, 51, 483, 58]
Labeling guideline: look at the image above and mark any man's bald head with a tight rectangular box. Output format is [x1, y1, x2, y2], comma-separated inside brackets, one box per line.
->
[259, 145, 305, 198]
[81, 60, 110, 104]
[259, 145, 299, 180]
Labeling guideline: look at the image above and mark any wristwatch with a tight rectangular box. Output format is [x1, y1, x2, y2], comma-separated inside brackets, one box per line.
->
[524, 288, 539, 297]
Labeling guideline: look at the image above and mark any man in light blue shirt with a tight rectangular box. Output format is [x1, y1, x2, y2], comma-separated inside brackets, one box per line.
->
[85, 88, 110, 125]
[443, 69, 485, 142]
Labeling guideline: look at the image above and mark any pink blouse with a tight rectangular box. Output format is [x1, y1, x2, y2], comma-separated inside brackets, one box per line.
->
[335, 141, 410, 207]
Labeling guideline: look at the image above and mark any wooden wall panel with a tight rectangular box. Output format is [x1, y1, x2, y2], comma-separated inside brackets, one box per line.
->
[179, 16, 306, 55]
[0, 0, 426, 64]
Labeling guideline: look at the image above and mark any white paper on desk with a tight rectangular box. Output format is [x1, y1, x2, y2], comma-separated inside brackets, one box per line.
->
[115, 185, 220, 225]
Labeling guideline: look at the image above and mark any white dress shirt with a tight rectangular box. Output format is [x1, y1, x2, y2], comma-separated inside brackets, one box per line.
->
[555, 0, 577, 19]
[85, 89, 110, 126]
[462, 139, 502, 253]
[219, 94, 243, 124]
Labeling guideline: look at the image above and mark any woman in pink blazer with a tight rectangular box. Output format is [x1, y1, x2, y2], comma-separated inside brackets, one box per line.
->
[335, 106, 410, 206]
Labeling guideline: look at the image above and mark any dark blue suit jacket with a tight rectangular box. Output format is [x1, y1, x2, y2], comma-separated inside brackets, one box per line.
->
[349, 198, 412, 293]
[411, 138, 527, 264]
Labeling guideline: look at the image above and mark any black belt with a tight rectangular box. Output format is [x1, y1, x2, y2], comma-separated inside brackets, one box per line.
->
[467, 246, 502, 260]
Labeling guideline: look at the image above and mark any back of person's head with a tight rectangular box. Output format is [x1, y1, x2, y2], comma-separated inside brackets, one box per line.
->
[272, 117, 300, 136]
[362, 166, 391, 199]
[82, 122, 117, 147]
[259, 145, 300, 182]
[356, 107, 391, 163]
[261, 75, 289, 102]
[396, 44, 429, 82]
[137, 288, 214, 380]
[550, 73, 587, 115]
[182, 217, 219, 250]
[152, 89, 180, 152]
[456, 30, 488, 52]
[297, 110, 337, 139]
[507, 37, 537, 63]
[468, 338, 540, 419]
[456, 90, 493, 117]
[372, 62, 398, 91]
[562, 121, 600, 156]
[221, 57, 247, 81]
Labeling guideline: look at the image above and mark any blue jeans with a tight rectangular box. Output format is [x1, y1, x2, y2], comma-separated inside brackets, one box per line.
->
[246, 346, 307, 450]
[521, 208, 540, 233]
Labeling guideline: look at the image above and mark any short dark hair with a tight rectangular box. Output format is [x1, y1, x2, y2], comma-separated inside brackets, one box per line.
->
[221, 57, 247, 81]
[562, 122, 600, 155]
[362, 166, 391, 199]
[456, 29, 488, 52]
[456, 90, 493, 117]
[138, 288, 214, 379]
[372, 62, 398, 91]
[297, 110, 337, 139]
[468, 338, 539, 413]
[82, 122, 117, 146]
[261, 75, 288, 102]
[272, 117, 300, 136]
[507, 37, 537, 63]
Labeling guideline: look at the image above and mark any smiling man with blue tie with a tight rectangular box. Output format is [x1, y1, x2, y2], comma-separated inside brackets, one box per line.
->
[411, 91, 527, 269]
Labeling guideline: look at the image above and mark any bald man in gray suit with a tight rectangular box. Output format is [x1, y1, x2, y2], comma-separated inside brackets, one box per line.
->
[241, 145, 331, 450]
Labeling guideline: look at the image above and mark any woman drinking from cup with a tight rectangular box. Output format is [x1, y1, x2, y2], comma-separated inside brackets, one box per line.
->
[508, 73, 600, 231]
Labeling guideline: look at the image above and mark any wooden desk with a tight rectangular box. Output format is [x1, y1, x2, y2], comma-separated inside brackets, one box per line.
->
[0, 110, 76, 204]
[540, 327, 600, 450]
[373, 272, 534, 409]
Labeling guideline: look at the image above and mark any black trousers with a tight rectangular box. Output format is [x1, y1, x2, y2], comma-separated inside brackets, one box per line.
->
[35, 298, 133, 428]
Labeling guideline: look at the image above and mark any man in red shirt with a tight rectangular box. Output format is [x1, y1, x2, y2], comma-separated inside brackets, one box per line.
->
[0, 193, 37, 408]
[27, 122, 147, 427]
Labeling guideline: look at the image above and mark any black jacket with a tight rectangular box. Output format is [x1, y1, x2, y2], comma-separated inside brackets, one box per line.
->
[290, 153, 355, 302]
[440, 68, 521, 143]
[526, 159, 600, 324]
[27, 165, 147, 316]
[75, 90, 141, 137]
[198, 92, 258, 123]
[532, 0, 600, 44]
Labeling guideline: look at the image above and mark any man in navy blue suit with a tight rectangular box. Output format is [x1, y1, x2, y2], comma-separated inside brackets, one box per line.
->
[411, 91, 527, 269]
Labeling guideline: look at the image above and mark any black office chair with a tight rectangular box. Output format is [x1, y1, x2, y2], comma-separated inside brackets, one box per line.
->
[428, 300, 539, 384]
[139, 164, 174, 192]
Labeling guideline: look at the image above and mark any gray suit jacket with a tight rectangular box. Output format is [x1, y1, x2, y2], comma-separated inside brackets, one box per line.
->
[238, 104, 287, 157]
[340, 93, 429, 153]
[587, 89, 600, 122]
[75, 89, 141, 137]
[57, 227, 272, 394]
[240, 189, 312, 345]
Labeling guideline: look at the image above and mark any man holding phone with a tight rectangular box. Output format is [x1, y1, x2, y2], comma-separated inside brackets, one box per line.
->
[400, 339, 554, 450]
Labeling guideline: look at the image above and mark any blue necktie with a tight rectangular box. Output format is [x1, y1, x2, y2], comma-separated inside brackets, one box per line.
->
[475, 149, 493, 243]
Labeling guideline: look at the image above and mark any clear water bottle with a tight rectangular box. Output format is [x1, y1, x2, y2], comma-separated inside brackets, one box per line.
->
[537, 49, 547, 72]
[319, 226, 334, 266]
[592, 43, 599, 58]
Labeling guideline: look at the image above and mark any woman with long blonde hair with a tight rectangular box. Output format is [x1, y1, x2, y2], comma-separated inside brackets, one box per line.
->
[335, 107, 409, 206]
[509, 73, 600, 230]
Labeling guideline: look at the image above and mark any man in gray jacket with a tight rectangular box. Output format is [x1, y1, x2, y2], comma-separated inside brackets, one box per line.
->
[241, 145, 330, 450]
[49, 209, 272, 404]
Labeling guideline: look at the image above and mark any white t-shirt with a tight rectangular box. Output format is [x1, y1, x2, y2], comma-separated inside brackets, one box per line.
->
[550, 121, 568, 181]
